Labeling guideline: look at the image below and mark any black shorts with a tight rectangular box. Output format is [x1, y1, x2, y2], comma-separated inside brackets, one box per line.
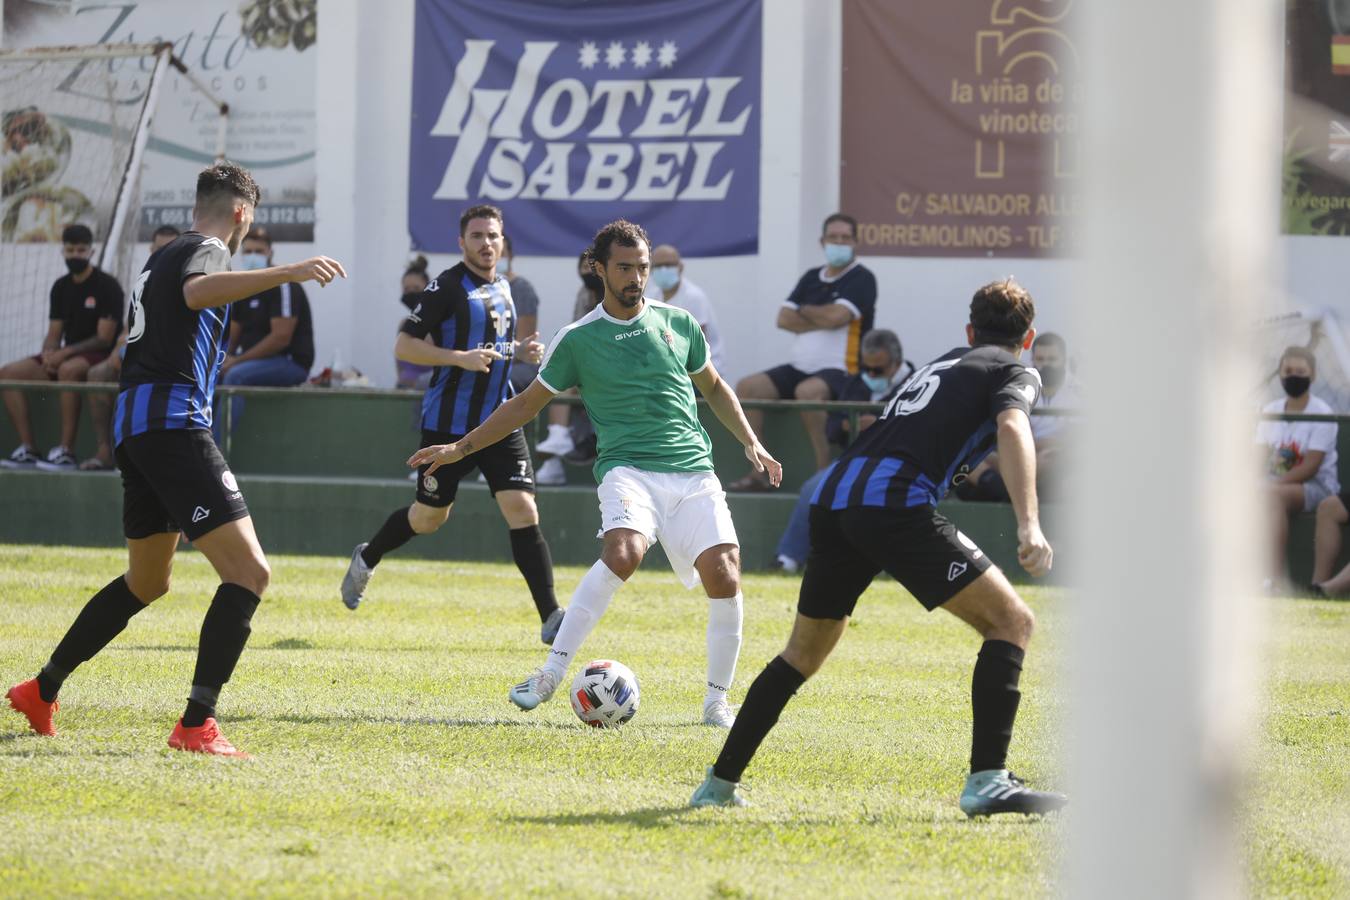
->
[415, 428, 535, 507]
[116, 429, 249, 542]
[764, 364, 852, 400]
[797, 505, 992, 618]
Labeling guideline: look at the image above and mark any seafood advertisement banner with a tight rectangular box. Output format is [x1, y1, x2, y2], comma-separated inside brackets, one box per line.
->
[2, 0, 317, 242]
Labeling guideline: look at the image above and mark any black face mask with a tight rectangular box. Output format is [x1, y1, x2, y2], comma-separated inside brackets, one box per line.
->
[1282, 375, 1311, 398]
[400, 291, 421, 311]
[581, 273, 604, 294]
[1039, 364, 1065, 391]
[65, 257, 90, 275]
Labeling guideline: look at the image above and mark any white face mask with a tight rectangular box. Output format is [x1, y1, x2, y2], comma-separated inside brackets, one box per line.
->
[650, 265, 680, 291]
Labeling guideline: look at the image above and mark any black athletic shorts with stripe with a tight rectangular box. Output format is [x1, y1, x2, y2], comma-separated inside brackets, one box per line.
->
[797, 505, 992, 617]
[116, 429, 249, 542]
[414, 428, 535, 508]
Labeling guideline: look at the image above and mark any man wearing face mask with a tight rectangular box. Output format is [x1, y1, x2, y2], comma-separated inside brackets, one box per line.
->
[220, 226, 316, 395]
[773, 329, 912, 573]
[732, 212, 877, 489]
[0, 223, 125, 471]
[1257, 346, 1339, 589]
[534, 252, 605, 484]
[650, 244, 724, 371]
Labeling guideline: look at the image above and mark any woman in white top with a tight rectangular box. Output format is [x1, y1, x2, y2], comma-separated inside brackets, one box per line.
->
[1257, 346, 1339, 587]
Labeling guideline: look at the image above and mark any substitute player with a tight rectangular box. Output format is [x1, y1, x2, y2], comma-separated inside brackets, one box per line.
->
[339, 205, 563, 644]
[4, 163, 345, 756]
[691, 278, 1068, 815]
[410, 220, 781, 727]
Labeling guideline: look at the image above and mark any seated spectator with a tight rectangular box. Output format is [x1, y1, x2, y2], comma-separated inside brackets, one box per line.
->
[650, 243, 724, 370]
[774, 328, 909, 572]
[1257, 346, 1338, 590]
[217, 226, 315, 430]
[503, 234, 542, 393]
[0, 223, 124, 471]
[1311, 491, 1350, 597]
[956, 331, 1079, 501]
[534, 252, 603, 485]
[731, 212, 877, 489]
[396, 256, 433, 389]
[79, 224, 180, 471]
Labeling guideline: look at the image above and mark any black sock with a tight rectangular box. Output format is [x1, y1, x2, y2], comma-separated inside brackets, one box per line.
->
[361, 507, 417, 568]
[970, 639, 1025, 773]
[509, 525, 559, 622]
[182, 584, 260, 727]
[712, 655, 806, 783]
[38, 576, 146, 702]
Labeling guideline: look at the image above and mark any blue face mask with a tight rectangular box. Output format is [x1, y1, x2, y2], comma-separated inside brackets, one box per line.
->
[650, 265, 680, 291]
[239, 252, 269, 271]
[861, 372, 890, 393]
[823, 243, 854, 268]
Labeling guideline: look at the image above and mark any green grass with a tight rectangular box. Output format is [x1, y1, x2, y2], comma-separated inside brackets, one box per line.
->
[0, 545, 1344, 897]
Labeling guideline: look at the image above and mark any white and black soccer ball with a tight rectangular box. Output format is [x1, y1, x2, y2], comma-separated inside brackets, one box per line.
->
[569, 659, 640, 728]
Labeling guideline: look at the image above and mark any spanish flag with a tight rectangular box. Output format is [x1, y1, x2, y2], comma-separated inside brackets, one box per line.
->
[1334, 36, 1350, 75]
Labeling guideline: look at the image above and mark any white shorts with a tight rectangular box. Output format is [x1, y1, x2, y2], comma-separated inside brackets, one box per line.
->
[596, 466, 739, 589]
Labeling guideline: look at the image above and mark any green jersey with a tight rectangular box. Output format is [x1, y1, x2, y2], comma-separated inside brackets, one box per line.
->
[537, 299, 714, 482]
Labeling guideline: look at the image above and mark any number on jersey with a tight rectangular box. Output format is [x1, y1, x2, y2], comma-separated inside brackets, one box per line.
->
[125, 269, 151, 343]
[881, 359, 959, 418]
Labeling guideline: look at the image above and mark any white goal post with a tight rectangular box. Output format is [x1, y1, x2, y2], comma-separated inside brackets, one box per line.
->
[0, 41, 228, 364]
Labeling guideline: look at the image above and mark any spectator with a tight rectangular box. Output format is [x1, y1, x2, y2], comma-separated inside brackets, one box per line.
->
[773, 328, 909, 572]
[78, 225, 180, 471]
[0, 223, 124, 471]
[534, 252, 603, 485]
[1258, 346, 1338, 589]
[217, 226, 315, 431]
[503, 234, 542, 392]
[650, 243, 725, 370]
[957, 331, 1079, 502]
[731, 212, 877, 489]
[396, 256, 433, 389]
[1311, 491, 1350, 596]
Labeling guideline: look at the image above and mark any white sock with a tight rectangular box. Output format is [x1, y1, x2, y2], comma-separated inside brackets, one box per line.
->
[547, 424, 570, 441]
[705, 593, 743, 704]
[543, 560, 624, 681]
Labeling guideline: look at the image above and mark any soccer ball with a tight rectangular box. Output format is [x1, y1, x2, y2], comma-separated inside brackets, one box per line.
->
[569, 659, 640, 728]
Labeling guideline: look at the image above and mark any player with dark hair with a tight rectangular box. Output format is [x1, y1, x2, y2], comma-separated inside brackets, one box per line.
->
[410, 219, 781, 727]
[4, 162, 346, 756]
[339, 204, 564, 644]
[692, 278, 1068, 815]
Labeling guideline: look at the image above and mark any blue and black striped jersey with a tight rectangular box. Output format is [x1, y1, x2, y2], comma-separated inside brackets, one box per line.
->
[400, 261, 517, 435]
[115, 232, 233, 445]
[812, 345, 1041, 511]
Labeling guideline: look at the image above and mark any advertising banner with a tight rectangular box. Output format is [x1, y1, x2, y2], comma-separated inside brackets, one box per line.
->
[3, 0, 318, 241]
[1284, 0, 1350, 236]
[409, 0, 761, 256]
[840, 0, 1080, 258]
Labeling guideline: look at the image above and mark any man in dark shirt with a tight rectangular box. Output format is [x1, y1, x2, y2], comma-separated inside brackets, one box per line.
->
[731, 212, 878, 488]
[5, 163, 346, 756]
[693, 279, 1067, 818]
[222, 226, 315, 385]
[0, 223, 124, 470]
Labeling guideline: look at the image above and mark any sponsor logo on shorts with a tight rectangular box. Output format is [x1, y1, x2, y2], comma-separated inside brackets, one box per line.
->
[610, 497, 634, 524]
[422, 474, 439, 495]
[192, 506, 210, 523]
[947, 561, 968, 582]
[222, 471, 239, 492]
[510, 460, 532, 484]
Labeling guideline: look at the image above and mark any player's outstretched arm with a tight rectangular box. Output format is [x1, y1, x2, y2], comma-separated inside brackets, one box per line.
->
[408, 379, 554, 475]
[184, 257, 347, 311]
[995, 408, 1052, 577]
[691, 363, 783, 487]
[394, 332, 501, 372]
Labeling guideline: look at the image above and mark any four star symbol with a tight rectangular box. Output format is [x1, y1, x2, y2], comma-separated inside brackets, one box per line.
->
[577, 40, 676, 71]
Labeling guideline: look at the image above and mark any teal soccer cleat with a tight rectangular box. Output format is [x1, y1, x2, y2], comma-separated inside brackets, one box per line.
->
[960, 769, 1067, 818]
[690, 766, 749, 808]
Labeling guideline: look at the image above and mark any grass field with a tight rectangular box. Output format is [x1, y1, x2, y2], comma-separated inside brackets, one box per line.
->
[0, 544, 1345, 898]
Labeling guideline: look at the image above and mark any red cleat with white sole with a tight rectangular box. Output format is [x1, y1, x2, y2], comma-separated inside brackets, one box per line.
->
[167, 717, 250, 758]
[7, 678, 58, 736]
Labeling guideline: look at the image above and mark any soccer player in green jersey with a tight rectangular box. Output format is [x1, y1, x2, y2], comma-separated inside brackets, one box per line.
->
[410, 220, 782, 727]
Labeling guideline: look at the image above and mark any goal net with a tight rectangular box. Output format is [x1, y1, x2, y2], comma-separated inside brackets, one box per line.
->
[1253, 306, 1350, 413]
[0, 43, 226, 365]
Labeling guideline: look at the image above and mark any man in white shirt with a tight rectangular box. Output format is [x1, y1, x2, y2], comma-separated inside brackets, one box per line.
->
[650, 244, 724, 370]
[1257, 346, 1339, 588]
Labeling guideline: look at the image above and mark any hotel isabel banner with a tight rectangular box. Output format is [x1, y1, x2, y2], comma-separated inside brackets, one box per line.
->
[841, 0, 1079, 258]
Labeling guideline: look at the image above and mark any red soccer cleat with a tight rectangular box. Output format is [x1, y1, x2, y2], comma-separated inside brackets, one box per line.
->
[6, 678, 58, 736]
[167, 718, 250, 758]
